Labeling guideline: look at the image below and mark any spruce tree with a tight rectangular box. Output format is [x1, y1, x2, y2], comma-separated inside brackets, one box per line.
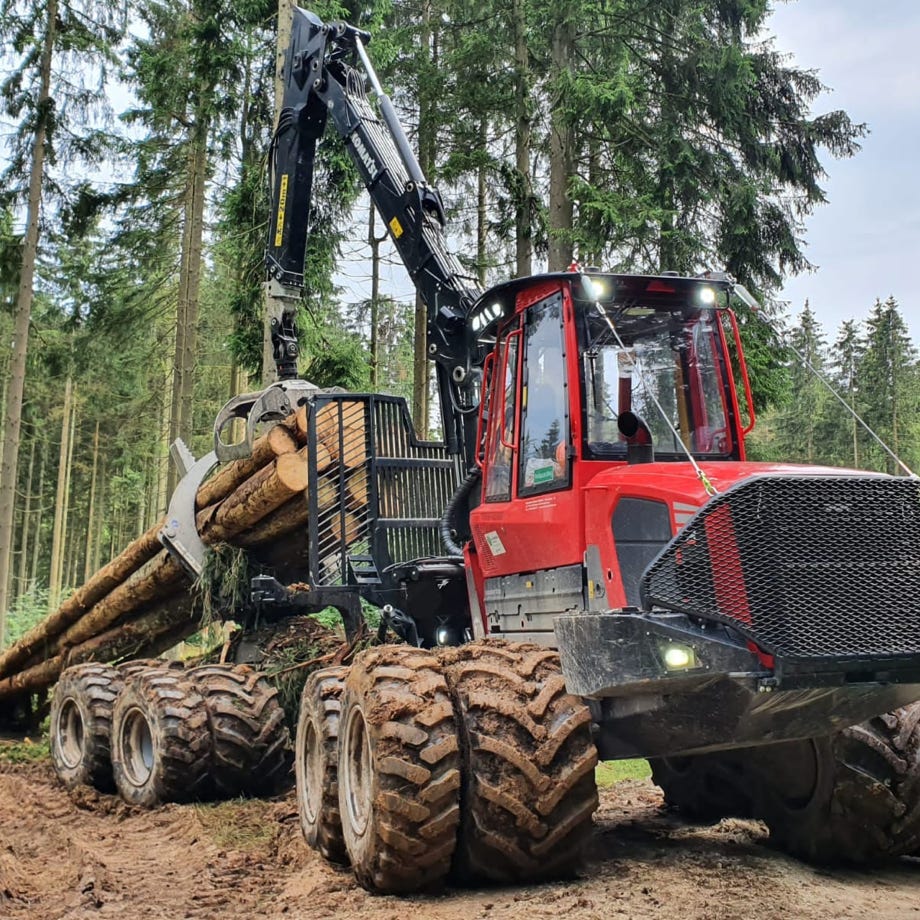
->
[858, 297, 919, 474]
[0, 0, 125, 639]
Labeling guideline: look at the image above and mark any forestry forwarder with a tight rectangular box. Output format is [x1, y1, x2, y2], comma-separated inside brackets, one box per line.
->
[48, 9, 920, 892]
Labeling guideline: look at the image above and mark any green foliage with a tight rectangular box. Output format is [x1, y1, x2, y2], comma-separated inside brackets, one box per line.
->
[195, 544, 256, 625]
[596, 759, 652, 787]
[308, 599, 381, 632]
[0, 736, 50, 764]
[2, 587, 48, 649]
[0, 0, 125, 208]
[857, 298, 919, 474]
[216, 160, 270, 378]
[0, 207, 20, 302]
[266, 634, 330, 732]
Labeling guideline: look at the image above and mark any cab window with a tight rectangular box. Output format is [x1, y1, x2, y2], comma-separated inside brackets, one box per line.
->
[519, 293, 569, 495]
[484, 326, 519, 502]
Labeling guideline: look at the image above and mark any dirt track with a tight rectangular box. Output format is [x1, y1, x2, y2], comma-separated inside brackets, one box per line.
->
[3, 761, 920, 920]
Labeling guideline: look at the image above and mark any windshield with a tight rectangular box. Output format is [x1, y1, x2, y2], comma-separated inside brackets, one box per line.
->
[579, 302, 734, 459]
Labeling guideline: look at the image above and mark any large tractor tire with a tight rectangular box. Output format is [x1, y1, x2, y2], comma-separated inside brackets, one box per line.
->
[117, 658, 185, 679]
[337, 646, 461, 893]
[188, 664, 290, 797]
[111, 669, 212, 807]
[753, 704, 920, 864]
[295, 666, 349, 864]
[50, 663, 124, 792]
[650, 751, 753, 824]
[439, 640, 599, 884]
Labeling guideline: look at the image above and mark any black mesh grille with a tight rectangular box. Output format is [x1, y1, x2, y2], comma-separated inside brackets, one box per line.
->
[641, 474, 920, 659]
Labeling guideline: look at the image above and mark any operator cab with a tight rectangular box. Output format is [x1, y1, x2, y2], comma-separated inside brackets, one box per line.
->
[471, 271, 750, 487]
[466, 271, 755, 638]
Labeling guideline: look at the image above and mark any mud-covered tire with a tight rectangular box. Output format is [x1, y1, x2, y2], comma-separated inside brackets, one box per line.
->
[117, 658, 185, 678]
[338, 646, 461, 893]
[50, 663, 124, 792]
[650, 752, 753, 824]
[187, 664, 290, 797]
[439, 640, 599, 884]
[111, 669, 212, 807]
[754, 704, 920, 863]
[296, 666, 348, 864]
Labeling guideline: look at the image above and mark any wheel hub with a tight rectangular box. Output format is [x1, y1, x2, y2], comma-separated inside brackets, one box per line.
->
[121, 707, 155, 787]
[341, 705, 372, 838]
[300, 719, 322, 825]
[57, 699, 85, 769]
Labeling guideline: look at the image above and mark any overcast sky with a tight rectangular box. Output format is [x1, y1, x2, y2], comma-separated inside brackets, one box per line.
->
[768, 0, 920, 342]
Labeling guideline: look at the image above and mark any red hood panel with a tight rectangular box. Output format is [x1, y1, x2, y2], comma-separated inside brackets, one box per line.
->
[582, 460, 887, 509]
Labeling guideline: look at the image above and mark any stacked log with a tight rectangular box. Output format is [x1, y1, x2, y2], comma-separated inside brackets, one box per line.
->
[0, 400, 372, 701]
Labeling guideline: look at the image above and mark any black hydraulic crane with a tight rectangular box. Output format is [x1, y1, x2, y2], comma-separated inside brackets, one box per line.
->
[265, 9, 484, 460]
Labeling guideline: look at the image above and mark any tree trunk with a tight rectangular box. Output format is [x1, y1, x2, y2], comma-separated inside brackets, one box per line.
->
[179, 125, 208, 446]
[195, 423, 296, 509]
[29, 437, 47, 589]
[168, 178, 193, 496]
[0, 363, 7, 447]
[168, 116, 209, 494]
[84, 420, 100, 583]
[0, 520, 166, 679]
[16, 435, 36, 601]
[512, 0, 532, 277]
[52, 551, 185, 652]
[369, 207, 381, 387]
[48, 373, 74, 612]
[197, 448, 309, 544]
[477, 119, 489, 286]
[547, 14, 575, 272]
[63, 390, 78, 591]
[233, 492, 310, 547]
[64, 594, 197, 667]
[0, 595, 198, 701]
[156, 369, 170, 517]
[0, 0, 58, 644]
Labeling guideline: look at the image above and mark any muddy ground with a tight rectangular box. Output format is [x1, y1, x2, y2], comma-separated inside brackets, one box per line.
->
[2, 759, 920, 920]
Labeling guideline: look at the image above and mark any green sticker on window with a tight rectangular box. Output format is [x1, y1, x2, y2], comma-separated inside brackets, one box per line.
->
[533, 464, 555, 484]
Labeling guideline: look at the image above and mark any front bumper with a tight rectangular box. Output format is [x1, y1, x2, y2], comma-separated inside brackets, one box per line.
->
[554, 611, 920, 759]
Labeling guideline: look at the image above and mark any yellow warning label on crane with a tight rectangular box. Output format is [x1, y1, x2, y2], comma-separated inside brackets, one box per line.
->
[389, 216, 404, 238]
[274, 175, 289, 247]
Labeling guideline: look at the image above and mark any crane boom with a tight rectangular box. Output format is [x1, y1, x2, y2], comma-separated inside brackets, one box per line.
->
[266, 9, 484, 458]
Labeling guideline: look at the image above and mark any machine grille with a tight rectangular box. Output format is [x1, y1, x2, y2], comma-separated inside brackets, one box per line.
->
[307, 394, 460, 586]
[641, 474, 920, 659]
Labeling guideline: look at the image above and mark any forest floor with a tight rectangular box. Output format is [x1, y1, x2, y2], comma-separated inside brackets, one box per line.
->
[3, 755, 920, 920]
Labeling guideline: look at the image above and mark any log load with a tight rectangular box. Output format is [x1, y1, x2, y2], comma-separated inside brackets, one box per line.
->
[0, 401, 371, 701]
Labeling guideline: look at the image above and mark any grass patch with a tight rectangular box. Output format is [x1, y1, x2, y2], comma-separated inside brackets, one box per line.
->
[195, 798, 279, 851]
[596, 758, 651, 788]
[0, 736, 50, 765]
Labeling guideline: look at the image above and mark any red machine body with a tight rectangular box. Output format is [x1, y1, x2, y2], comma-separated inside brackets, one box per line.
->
[463, 271, 835, 641]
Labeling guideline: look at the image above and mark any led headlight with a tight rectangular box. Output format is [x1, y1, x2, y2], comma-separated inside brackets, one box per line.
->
[661, 642, 697, 670]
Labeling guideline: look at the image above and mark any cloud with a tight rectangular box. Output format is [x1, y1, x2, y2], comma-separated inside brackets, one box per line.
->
[768, 1, 920, 116]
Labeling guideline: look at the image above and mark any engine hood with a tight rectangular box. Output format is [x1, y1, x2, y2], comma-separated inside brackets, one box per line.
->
[582, 460, 888, 518]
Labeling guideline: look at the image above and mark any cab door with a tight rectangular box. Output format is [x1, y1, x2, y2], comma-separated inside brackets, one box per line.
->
[470, 287, 584, 581]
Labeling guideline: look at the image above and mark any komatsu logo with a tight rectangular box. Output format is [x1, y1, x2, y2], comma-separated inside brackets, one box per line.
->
[351, 134, 377, 178]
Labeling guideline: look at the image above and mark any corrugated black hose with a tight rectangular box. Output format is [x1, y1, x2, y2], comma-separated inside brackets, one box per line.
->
[440, 468, 481, 557]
